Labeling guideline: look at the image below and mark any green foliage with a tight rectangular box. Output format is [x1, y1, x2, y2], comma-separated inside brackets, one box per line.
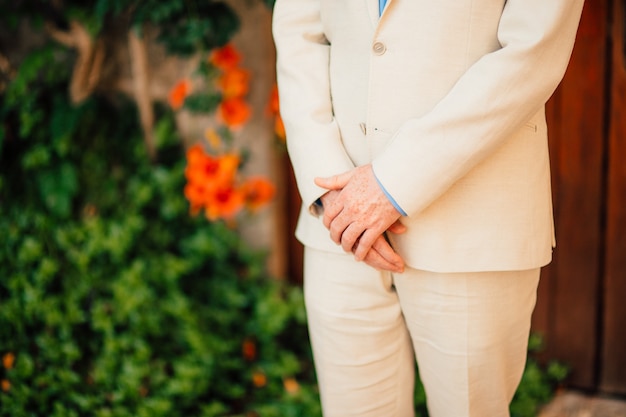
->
[184, 93, 223, 114]
[510, 334, 569, 417]
[0, 38, 320, 416]
[127, 0, 240, 55]
[2, 0, 240, 56]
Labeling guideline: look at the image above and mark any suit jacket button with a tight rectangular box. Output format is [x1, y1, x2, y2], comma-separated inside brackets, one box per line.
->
[372, 41, 386, 55]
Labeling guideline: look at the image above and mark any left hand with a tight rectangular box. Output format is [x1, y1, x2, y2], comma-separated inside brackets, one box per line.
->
[315, 164, 402, 261]
[320, 189, 406, 272]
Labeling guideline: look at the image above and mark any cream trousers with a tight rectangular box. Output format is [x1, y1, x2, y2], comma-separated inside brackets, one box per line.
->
[304, 247, 541, 417]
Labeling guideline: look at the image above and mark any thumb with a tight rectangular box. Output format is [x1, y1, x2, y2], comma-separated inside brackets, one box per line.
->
[387, 220, 407, 235]
[314, 170, 354, 190]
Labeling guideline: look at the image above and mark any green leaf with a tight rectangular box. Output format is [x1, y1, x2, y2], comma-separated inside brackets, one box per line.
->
[183, 92, 222, 114]
[0, 125, 5, 154]
[36, 163, 78, 218]
[17, 236, 43, 264]
[22, 145, 52, 169]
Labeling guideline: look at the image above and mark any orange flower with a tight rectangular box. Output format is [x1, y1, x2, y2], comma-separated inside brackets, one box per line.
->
[252, 371, 267, 388]
[267, 84, 280, 116]
[283, 377, 300, 394]
[185, 149, 239, 188]
[184, 145, 242, 218]
[242, 177, 275, 212]
[267, 85, 286, 141]
[219, 97, 252, 128]
[185, 144, 207, 165]
[242, 338, 257, 361]
[168, 79, 192, 110]
[1, 379, 10, 392]
[204, 183, 245, 221]
[184, 182, 210, 215]
[274, 115, 286, 141]
[185, 153, 220, 186]
[2, 352, 15, 370]
[218, 68, 250, 98]
[210, 43, 241, 71]
[213, 154, 241, 187]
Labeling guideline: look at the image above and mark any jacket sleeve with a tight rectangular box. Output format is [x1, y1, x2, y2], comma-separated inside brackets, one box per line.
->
[273, 0, 355, 215]
[372, 0, 585, 216]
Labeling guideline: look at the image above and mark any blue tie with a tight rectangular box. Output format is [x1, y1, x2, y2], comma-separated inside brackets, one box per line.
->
[379, 0, 387, 16]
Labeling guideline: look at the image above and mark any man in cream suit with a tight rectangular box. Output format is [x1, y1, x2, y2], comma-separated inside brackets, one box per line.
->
[273, 0, 584, 415]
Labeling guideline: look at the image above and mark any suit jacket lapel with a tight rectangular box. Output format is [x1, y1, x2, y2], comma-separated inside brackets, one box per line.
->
[366, 0, 393, 28]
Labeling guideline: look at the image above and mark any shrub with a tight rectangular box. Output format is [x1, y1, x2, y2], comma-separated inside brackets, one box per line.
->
[0, 40, 320, 416]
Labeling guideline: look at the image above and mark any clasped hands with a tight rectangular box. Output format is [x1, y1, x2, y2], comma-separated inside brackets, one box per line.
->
[315, 164, 406, 273]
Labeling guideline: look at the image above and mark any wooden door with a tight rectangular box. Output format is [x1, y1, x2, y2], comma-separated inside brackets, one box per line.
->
[532, 0, 626, 395]
[600, 0, 626, 395]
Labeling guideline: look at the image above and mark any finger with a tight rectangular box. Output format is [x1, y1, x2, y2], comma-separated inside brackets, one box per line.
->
[371, 236, 404, 270]
[338, 222, 365, 253]
[352, 228, 382, 261]
[322, 200, 342, 229]
[387, 220, 407, 235]
[361, 236, 404, 272]
[328, 213, 352, 245]
[314, 170, 354, 190]
[319, 189, 338, 208]
[362, 246, 403, 272]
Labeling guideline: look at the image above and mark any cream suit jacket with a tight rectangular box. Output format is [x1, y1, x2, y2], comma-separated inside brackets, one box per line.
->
[273, 0, 584, 273]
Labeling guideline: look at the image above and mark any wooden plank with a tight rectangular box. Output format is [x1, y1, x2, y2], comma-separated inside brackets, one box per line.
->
[547, 0, 608, 389]
[531, 263, 553, 358]
[532, 89, 563, 361]
[601, 0, 626, 395]
[285, 154, 304, 284]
